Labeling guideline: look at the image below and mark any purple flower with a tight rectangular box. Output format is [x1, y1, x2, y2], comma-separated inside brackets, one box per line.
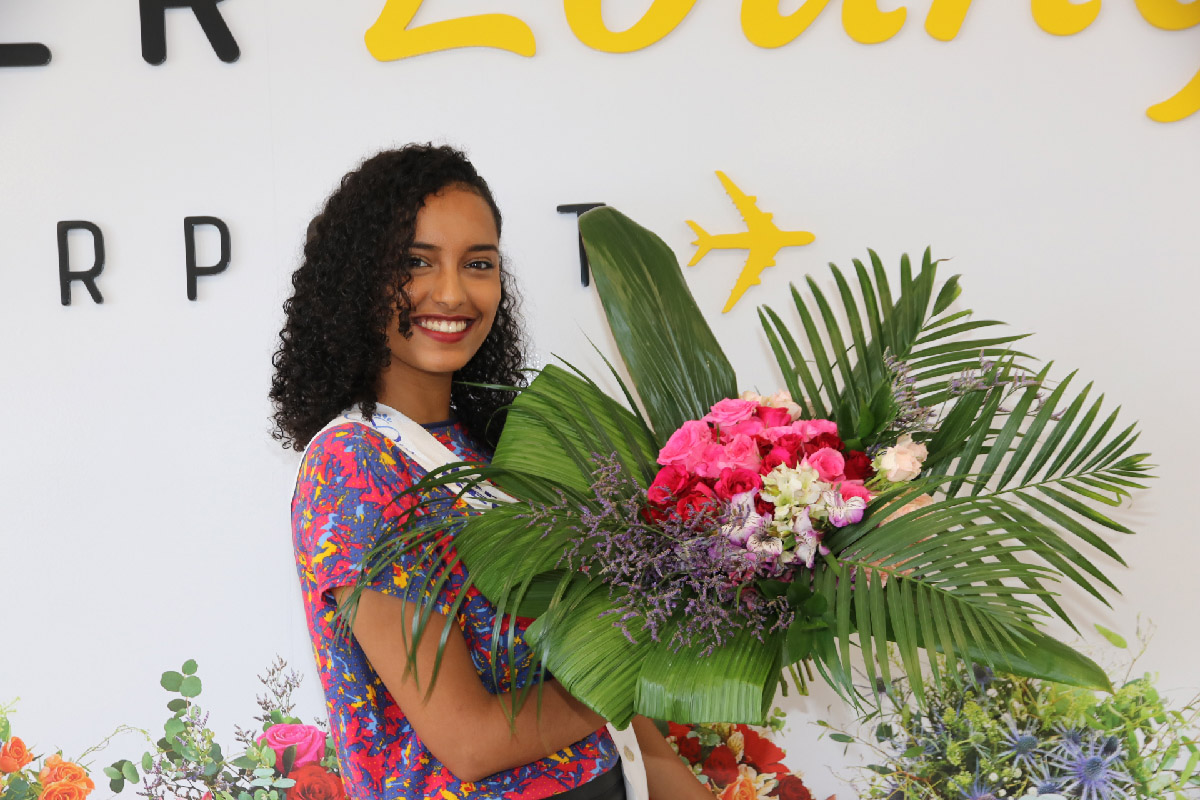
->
[823, 488, 866, 528]
[525, 453, 794, 654]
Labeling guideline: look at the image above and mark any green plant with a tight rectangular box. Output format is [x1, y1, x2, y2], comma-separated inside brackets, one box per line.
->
[108, 659, 339, 800]
[353, 207, 1151, 726]
[825, 624, 1200, 799]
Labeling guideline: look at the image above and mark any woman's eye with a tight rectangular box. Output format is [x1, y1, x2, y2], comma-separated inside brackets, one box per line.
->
[406, 255, 431, 269]
[466, 259, 496, 270]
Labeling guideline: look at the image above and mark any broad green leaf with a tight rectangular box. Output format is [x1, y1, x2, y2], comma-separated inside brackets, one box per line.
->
[636, 626, 784, 724]
[579, 206, 736, 444]
[524, 584, 649, 728]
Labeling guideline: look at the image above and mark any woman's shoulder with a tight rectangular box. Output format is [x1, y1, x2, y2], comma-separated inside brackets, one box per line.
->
[300, 419, 421, 484]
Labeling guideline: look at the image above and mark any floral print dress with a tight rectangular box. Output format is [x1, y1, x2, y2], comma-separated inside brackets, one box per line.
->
[292, 414, 617, 800]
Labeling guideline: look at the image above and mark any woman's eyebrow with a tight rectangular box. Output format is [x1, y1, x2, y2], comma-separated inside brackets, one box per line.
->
[410, 241, 499, 253]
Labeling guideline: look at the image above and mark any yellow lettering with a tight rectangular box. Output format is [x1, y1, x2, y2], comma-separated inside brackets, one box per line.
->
[1031, 0, 1101, 36]
[365, 0, 536, 62]
[1147, 66, 1200, 122]
[843, 0, 907, 45]
[741, 0, 832, 49]
[564, 0, 697, 53]
[924, 0, 973, 41]
[1135, 0, 1200, 30]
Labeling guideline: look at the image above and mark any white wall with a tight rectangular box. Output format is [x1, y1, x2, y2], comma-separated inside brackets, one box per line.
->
[1, 3, 1197, 797]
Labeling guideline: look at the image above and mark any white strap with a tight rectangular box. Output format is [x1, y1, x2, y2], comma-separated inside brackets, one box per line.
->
[295, 405, 648, 799]
[607, 722, 650, 800]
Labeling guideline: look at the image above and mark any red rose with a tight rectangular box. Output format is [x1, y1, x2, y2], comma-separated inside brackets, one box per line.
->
[842, 450, 874, 481]
[648, 464, 690, 506]
[756, 405, 792, 428]
[773, 433, 806, 459]
[773, 774, 813, 800]
[676, 482, 717, 521]
[801, 432, 843, 456]
[701, 745, 739, 787]
[755, 496, 775, 517]
[713, 467, 763, 501]
[740, 727, 787, 774]
[761, 447, 797, 474]
[669, 725, 703, 763]
[287, 765, 347, 800]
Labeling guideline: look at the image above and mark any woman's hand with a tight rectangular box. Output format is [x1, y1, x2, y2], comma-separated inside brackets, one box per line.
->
[333, 586, 607, 783]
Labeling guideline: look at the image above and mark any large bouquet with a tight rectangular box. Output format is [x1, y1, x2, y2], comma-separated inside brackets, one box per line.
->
[359, 208, 1151, 727]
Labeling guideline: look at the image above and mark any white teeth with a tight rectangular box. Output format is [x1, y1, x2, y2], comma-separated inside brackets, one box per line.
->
[417, 318, 469, 333]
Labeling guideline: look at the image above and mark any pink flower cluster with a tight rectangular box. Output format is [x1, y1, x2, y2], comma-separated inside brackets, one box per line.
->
[646, 396, 877, 573]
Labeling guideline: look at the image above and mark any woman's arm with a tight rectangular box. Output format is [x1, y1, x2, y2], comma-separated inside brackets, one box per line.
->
[334, 585, 607, 783]
[631, 716, 713, 800]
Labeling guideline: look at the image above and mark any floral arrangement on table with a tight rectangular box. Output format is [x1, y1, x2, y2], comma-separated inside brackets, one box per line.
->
[665, 711, 816, 800]
[1, 701, 99, 800]
[357, 207, 1153, 727]
[107, 659, 345, 800]
[823, 625, 1200, 800]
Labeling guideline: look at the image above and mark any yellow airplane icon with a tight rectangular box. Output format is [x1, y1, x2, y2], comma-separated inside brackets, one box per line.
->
[686, 171, 815, 313]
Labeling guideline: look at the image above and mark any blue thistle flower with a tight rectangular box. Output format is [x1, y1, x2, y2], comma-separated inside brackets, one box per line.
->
[1052, 739, 1132, 800]
[958, 777, 997, 800]
[971, 663, 995, 688]
[1027, 759, 1066, 796]
[1051, 723, 1085, 757]
[1002, 718, 1045, 769]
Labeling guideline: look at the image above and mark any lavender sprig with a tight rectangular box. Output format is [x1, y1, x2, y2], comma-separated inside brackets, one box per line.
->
[521, 453, 794, 656]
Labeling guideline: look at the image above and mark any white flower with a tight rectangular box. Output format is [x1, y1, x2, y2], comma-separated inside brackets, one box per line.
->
[747, 531, 784, 558]
[790, 507, 822, 568]
[761, 462, 822, 511]
[872, 433, 929, 482]
[721, 491, 769, 546]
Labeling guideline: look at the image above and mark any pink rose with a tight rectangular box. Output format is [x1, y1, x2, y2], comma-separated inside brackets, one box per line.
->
[756, 405, 792, 428]
[258, 724, 327, 774]
[703, 398, 758, 428]
[793, 419, 839, 442]
[713, 467, 763, 501]
[693, 443, 729, 479]
[723, 416, 765, 439]
[805, 447, 845, 482]
[657, 420, 713, 467]
[757, 425, 796, 444]
[647, 464, 689, 506]
[721, 434, 762, 473]
[838, 482, 872, 503]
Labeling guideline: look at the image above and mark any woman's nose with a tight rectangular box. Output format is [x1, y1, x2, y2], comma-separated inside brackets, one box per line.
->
[429, 264, 465, 308]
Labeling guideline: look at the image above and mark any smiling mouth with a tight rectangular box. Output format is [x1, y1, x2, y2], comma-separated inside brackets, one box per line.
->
[414, 317, 472, 334]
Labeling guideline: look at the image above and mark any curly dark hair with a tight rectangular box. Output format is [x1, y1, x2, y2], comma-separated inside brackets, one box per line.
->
[270, 144, 526, 451]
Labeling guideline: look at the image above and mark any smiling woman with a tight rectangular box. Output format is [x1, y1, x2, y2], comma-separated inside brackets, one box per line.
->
[268, 145, 711, 800]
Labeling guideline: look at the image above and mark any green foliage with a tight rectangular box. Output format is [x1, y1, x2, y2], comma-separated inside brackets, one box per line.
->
[828, 632, 1200, 800]
[110, 658, 340, 800]
[580, 206, 737, 445]
[352, 207, 1151, 725]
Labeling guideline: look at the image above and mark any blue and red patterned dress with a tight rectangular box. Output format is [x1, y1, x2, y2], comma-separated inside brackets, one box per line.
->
[291, 410, 618, 800]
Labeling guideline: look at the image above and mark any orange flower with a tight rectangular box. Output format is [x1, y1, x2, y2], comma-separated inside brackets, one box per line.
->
[719, 774, 759, 800]
[37, 756, 94, 798]
[40, 780, 88, 800]
[0, 737, 34, 773]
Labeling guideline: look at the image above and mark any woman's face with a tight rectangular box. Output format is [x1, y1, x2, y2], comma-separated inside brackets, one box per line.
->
[385, 186, 502, 384]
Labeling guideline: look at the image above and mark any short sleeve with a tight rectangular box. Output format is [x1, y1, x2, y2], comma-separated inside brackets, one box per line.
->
[292, 423, 464, 612]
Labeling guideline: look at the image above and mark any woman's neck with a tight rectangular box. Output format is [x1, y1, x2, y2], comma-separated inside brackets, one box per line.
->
[376, 366, 453, 424]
